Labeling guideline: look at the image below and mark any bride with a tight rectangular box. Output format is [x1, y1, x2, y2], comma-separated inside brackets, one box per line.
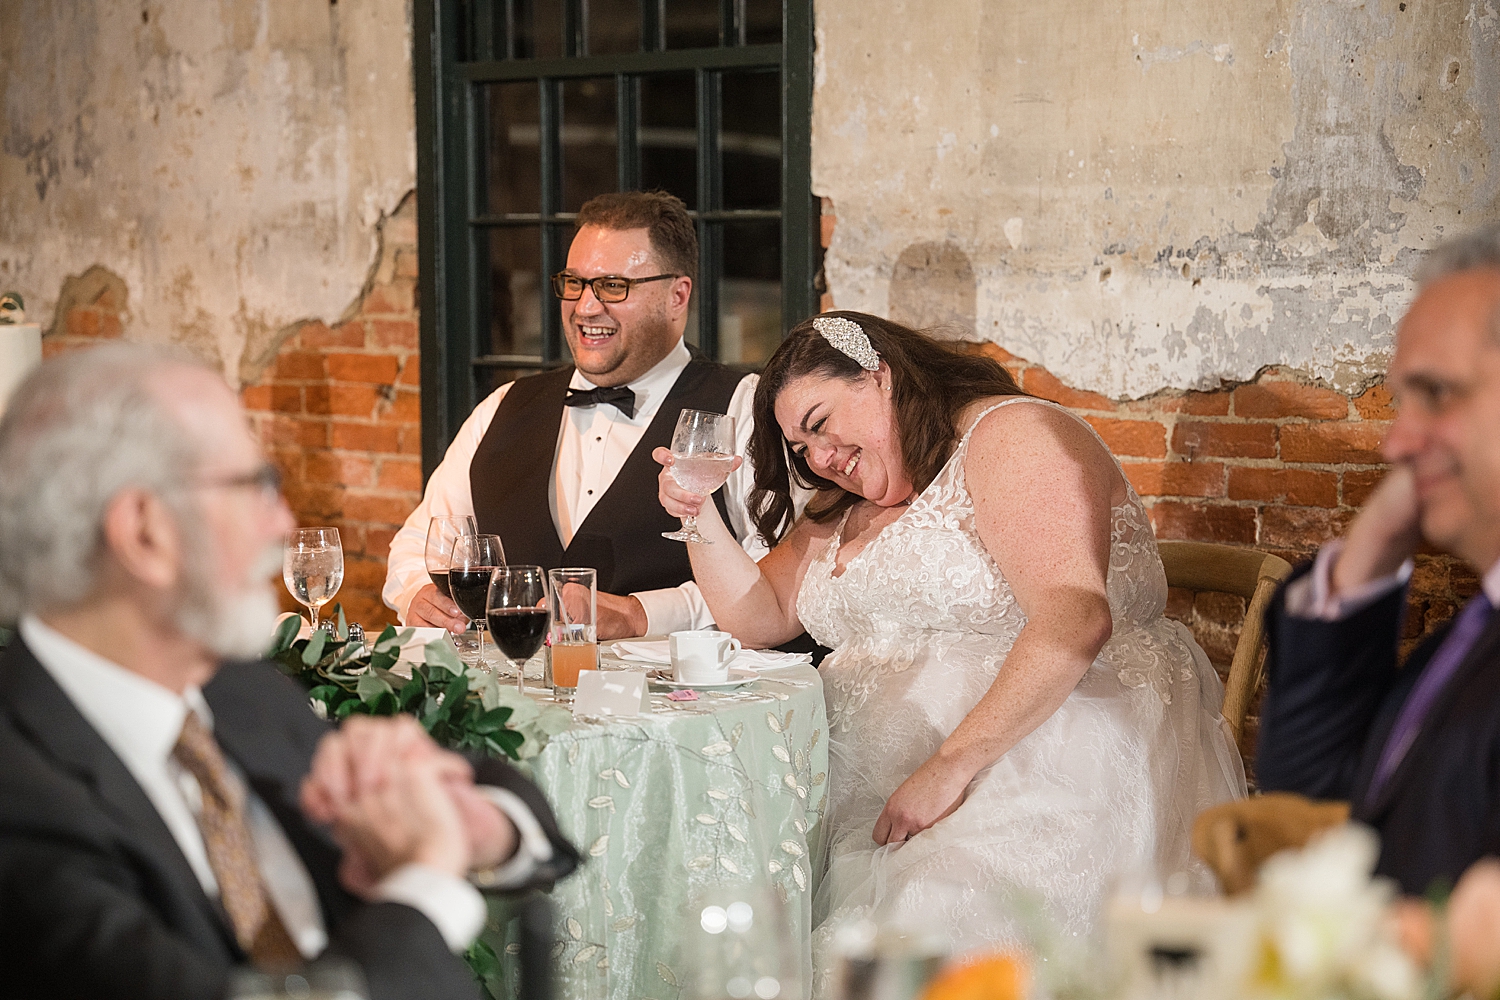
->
[655, 312, 1245, 977]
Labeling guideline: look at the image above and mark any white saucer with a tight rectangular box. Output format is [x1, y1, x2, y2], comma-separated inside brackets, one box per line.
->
[649, 667, 758, 690]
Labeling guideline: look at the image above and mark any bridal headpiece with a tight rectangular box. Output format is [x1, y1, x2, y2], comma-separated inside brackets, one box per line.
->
[813, 316, 880, 371]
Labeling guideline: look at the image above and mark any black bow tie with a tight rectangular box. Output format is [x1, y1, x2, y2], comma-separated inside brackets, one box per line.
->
[564, 385, 637, 418]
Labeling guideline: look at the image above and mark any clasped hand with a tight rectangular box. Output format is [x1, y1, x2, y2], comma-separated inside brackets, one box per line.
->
[300, 716, 517, 897]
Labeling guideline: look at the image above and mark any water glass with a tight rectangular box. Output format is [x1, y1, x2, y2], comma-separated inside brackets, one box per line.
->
[283, 527, 343, 631]
[547, 567, 598, 697]
[662, 408, 737, 545]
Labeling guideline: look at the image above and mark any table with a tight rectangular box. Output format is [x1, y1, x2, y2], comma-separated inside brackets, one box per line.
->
[485, 660, 828, 1000]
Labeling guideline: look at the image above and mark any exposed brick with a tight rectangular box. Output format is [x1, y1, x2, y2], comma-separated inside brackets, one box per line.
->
[1022, 368, 1115, 411]
[343, 492, 418, 526]
[1087, 417, 1167, 458]
[1123, 460, 1225, 497]
[380, 388, 421, 424]
[266, 416, 329, 449]
[394, 247, 420, 280]
[820, 212, 837, 249]
[342, 555, 390, 592]
[369, 319, 419, 351]
[297, 321, 366, 349]
[1122, 390, 1231, 416]
[1342, 468, 1385, 507]
[274, 351, 326, 381]
[1150, 501, 1258, 544]
[361, 282, 416, 315]
[398, 427, 424, 455]
[1194, 590, 1248, 625]
[282, 484, 343, 521]
[1259, 506, 1355, 551]
[65, 307, 101, 338]
[1233, 382, 1350, 420]
[377, 458, 423, 492]
[398, 358, 422, 386]
[365, 526, 399, 560]
[338, 524, 369, 558]
[1280, 422, 1387, 465]
[1165, 587, 1195, 621]
[1171, 421, 1277, 460]
[307, 384, 381, 418]
[241, 385, 272, 411]
[331, 421, 401, 453]
[1227, 467, 1339, 507]
[957, 340, 1025, 368]
[270, 385, 303, 413]
[305, 452, 375, 487]
[1354, 383, 1396, 420]
[334, 593, 395, 632]
[98, 313, 124, 338]
[326, 352, 401, 384]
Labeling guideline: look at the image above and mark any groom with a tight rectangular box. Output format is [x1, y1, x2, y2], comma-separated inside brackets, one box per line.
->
[1257, 222, 1500, 894]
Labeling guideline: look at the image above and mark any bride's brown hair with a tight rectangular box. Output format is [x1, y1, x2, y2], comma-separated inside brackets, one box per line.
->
[747, 311, 1028, 546]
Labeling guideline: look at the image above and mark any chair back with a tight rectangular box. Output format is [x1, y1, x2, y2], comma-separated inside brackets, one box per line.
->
[1192, 793, 1350, 895]
[1157, 541, 1293, 755]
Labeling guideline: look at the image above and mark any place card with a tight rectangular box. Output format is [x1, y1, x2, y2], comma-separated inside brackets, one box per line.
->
[573, 669, 649, 719]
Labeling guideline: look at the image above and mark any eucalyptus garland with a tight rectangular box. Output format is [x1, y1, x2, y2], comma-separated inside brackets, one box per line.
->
[269, 608, 570, 762]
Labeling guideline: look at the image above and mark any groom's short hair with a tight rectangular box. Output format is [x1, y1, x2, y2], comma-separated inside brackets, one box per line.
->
[574, 190, 698, 284]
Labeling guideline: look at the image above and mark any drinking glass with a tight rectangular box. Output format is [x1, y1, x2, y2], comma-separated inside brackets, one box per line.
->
[547, 567, 598, 697]
[283, 527, 343, 631]
[662, 409, 737, 544]
[448, 533, 506, 670]
[680, 884, 801, 1000]
[486, 565, 548, 690]
[424, 514, 476, 602]
[228, 957, 368, 999]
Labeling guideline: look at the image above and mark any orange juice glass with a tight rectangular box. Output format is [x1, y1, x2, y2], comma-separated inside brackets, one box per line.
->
[547, 567, 597, 696]
[549, 641, 598, 688]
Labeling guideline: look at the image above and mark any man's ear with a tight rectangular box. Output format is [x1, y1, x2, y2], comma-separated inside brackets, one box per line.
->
[100, 488, 183, 591]
[668, 275, 693, 316]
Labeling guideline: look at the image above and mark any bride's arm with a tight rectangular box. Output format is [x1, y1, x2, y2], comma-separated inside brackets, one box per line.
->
[873, 402, 1120, 846]
[655, 447, 829, 648]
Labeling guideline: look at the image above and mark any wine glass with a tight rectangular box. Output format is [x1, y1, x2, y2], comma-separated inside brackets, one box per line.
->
[424, 514, 476, 603]
[448, 533, 505, 670]
[662, 409, 737, 544]
[283, 527, 343, 632]
[486, 565, 547, 690]
[680, 883, 802, 1000]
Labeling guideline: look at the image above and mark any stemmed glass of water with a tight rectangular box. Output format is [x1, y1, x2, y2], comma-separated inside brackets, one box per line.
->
[662, 409, 737, 545]
[283, 527, 344, 631]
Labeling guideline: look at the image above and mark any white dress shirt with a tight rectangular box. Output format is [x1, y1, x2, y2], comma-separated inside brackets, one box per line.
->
[383, 339, 773, 633]
[1286, 540, 1500, 620]
[17, 615, 547, 956]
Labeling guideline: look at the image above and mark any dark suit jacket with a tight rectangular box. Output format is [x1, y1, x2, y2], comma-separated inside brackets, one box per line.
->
[0, 639, 578, 1000]
[1257, 563, 1500, 894]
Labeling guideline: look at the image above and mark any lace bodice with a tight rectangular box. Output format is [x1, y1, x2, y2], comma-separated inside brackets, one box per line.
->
[797, 396, 1168, 656]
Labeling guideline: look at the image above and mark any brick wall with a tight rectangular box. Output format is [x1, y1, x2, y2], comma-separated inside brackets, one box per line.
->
[241, 195, 422, 631]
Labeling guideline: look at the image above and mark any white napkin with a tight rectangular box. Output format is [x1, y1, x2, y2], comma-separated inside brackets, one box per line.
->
[610, 640, 812, 671]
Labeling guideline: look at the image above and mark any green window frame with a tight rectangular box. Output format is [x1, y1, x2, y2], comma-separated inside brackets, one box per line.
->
[413, 0, 818, 477]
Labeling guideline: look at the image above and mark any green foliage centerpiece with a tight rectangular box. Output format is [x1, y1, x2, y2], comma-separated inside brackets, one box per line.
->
[269, 608, 570, 761]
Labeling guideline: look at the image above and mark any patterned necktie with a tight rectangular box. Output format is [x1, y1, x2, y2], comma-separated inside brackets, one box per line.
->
[1369, 592, 1496, 798]
[563, 384, 637, 418]
[173, 712, 303, 969]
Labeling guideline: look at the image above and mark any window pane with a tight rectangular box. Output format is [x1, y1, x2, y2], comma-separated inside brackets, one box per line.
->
[482, 83, 540, 217]
[589, 0, 640, 54]
[639, 72, 697, 210]
[665, 0, 720, 48]
[720, 221, 781, 365]
[485, 227, 544, 358]
[514, 0, 564, 58]
[745, 0, 780, 45]
[722, 70, 780, 210]
[479, 366, 543, 396]
[562, 78, 617, 213]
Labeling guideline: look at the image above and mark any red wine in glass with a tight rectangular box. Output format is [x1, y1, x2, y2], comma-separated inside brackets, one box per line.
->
[429, 570, 451, 599]
[487, 608, 548, 661]
[450, 568, 496, 622]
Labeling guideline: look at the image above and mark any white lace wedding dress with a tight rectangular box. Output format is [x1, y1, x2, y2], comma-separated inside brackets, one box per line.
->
[799, 397, 1245, 986]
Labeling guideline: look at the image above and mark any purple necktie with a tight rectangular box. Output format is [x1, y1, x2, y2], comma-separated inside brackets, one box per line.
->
[1369, 592, 1495, 798]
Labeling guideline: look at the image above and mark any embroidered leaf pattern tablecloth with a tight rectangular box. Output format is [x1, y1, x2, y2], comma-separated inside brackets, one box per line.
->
[488, 665, 828, 1000]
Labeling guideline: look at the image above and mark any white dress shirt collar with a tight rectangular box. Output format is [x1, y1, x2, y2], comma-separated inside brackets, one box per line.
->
[568, 337, 691, 423]
[18, 614, 211, 768]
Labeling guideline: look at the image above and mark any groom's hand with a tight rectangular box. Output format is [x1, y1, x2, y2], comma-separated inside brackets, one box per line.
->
[873, 755, 971, 846]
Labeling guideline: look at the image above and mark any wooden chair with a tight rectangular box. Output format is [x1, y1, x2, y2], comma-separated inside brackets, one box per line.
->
[1157, 540, 1293, 754]
[1192, 793, 1351, 895]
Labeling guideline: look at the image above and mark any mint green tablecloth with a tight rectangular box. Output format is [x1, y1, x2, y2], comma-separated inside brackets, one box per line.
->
[488, 664, 828, 1000]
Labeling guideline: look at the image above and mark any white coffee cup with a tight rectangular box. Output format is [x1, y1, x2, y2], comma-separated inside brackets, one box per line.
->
[669, 629, 741, 683]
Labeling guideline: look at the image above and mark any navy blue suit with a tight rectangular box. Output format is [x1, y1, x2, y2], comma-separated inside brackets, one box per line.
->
[1257, 564, 1500, 894]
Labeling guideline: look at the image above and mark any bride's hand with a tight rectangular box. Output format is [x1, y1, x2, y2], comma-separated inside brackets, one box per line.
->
[653, 446, 742, 518]
[872, 756, 972, 846]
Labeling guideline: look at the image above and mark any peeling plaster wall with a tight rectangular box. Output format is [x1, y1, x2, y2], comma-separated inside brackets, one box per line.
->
[0, 0, 415, 383]
[813, 0, 1500, 398]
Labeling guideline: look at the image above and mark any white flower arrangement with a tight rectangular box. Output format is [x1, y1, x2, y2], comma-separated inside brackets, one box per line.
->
[1234, 825, 1421, 1000]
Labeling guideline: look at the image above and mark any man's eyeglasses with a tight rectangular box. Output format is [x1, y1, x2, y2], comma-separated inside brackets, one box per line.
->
[194, 463, 284, 505]
[551, 272, 678, 303]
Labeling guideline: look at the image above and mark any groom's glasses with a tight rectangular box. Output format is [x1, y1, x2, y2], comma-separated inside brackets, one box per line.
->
[552, 271, 678, 303]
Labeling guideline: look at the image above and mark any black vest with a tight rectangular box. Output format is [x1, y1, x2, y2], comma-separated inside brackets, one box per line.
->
[469, 358, 745, 595]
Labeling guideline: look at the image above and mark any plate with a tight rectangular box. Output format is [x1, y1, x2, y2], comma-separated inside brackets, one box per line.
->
[648, 667, 759, 690]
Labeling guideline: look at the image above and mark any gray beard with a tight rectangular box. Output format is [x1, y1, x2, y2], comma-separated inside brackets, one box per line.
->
[175, 543, 284, 660]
